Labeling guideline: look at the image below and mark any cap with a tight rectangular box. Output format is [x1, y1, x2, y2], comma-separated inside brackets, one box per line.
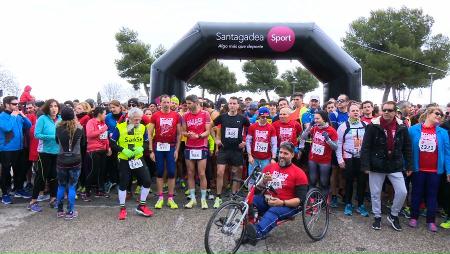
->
[60, 107, 75, 121]
[258, 107, 270, 116]
[249, 102, 258, 110]
[310, 95, 320, 102]
[128, 98, 139, 106]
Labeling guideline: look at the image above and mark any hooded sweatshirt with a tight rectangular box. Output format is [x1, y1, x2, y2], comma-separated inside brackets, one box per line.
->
[19, 85, 35, 103]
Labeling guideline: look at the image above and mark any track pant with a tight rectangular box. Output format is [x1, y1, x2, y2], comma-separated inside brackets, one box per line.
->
[411, 171, 440, 223]
[86, 150, 107, 192]
[253, 194, 299, 238]
[0, 150, 24, 194]
[369, 171, 407, 217]
[32, 153, 57, 199]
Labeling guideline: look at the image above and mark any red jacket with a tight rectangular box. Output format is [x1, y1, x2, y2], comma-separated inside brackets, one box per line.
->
[77, 113, 91, 127]
[19, 85, 35, 103]
[86, 118, 109, 152]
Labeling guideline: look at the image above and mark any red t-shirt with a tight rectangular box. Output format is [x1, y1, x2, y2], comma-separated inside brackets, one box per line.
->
[248, 123, 276, 160]
[150, 111, 181, 145]
[418, 125, 438, 173]
[272, 120, 302, 146]
[309, 126, 338, 164]
[183, 110, 210, 149]
[262, 163, 308, 201]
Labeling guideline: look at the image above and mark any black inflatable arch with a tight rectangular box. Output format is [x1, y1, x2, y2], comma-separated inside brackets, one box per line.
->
[150, 22, 361, 101]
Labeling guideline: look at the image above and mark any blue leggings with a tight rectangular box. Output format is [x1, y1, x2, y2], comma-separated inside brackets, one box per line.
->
[411, 171, 440, 223]
[155, 146, 176, 178]
[308, 161, 331, 196]
[253, 195, 298, 238]
[56, 167, 80, 212]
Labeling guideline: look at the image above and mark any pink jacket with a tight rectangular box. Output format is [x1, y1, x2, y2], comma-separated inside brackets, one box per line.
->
[86, 118, 109, 152]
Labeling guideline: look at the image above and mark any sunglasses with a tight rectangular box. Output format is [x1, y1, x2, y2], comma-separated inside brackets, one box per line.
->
[382, 109, 395, 113]
[433, 112, 443, 117]
[128, 103, 137, 107]
[336, 99, 346, 103]
[9, 102, 19, 106]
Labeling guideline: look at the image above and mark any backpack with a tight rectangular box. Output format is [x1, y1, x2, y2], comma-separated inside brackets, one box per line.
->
[58, 130, 81, 165]
[342, 121, 367, 156]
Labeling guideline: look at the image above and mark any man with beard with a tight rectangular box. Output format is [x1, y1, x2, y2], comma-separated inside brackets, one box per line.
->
[110, 107, 153, 220]
[244, 141, 308, 244]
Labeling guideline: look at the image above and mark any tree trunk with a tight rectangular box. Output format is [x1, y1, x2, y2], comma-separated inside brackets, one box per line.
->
[392, 87, 398, 102]
[214, 94, 218, 102]
[382, 85, 391, 102]
[407, 89, 413, 101]
[264, 90, 270, 102]
[202, 88, 205, 98]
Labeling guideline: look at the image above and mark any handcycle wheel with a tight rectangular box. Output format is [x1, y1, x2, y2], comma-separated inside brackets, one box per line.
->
[204, 200, 247, 254]
[302, 187, 329, 241]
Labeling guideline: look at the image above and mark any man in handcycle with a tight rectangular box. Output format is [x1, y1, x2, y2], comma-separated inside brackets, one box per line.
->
[244, 141, 309, 244]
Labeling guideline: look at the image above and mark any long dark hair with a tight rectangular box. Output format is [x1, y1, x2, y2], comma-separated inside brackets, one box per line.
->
[41, 99, 60, 115]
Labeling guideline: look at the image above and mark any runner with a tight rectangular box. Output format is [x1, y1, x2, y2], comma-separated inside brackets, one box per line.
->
[110, 107, 153, 220]
[148, 94, 181, 209]
[272, 108, 302, 158]
[212, 96, 250, 208]
[361, 101, 374, 124]
[182, 94, 211, 209]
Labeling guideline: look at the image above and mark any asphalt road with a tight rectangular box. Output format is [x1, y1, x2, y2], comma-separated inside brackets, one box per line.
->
[1, 191, 449, 253]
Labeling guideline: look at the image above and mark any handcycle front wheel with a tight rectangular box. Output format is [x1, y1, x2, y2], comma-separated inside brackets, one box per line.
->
[302, 187, 330, 241]
[204, 200, 247, 254]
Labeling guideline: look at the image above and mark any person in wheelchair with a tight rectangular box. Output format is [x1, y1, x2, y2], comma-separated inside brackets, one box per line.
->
[245, 141, 309, 243]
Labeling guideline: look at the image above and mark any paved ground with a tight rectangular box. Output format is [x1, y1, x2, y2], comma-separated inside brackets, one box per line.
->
[1, 191, 450, 253]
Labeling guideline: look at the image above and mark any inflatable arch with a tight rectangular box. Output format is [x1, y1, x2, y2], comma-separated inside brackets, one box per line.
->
[150, 22, 361, 101]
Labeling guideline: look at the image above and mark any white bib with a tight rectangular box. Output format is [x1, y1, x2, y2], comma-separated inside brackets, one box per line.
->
[99, 131, 108, 140]
[129, 159, 143, 169]
[254, 141, 268, 153]
[189, 149, 202, 160]
[419, 134, 437, 153]
[311, 143, 325, 156]
[225, 127, 239, 139]
[156, 142, 170, 152]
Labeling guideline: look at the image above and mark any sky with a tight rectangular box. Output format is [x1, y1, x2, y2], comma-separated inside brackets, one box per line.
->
[0, 0, 449, 105]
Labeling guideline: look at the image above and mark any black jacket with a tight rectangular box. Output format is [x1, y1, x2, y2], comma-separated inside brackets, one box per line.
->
[360, 117, 412, 174]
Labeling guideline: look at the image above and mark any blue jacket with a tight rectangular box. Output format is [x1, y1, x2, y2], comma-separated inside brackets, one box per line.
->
[35, 114, 61, 155]
[105, 112, 123, 135]
[301, 108, 319, 128]
[329, 109, 349, 130]
[409, 123, 450, 175]
[0, 111, 32, 151]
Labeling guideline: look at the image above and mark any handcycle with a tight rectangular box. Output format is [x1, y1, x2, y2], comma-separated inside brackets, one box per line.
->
[204, 166, 330, 254]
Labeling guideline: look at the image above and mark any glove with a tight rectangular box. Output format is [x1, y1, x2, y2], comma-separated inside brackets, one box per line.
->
[122, 148, 134, 159]
[133, 147, 144, 156]
[322, 132, 330, 140]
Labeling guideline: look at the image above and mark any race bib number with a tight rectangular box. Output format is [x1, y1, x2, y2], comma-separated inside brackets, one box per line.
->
[254, 141, 268, 153]
[225, 128, 239, 139]
[270, 179, 283, 190]
[156, 142, 170, 152]
[189, 149, 202, 160]
[311, 143, 325, 155]
[353, 137, 362, 154]
[99, 131, 108, 140]
[129, 159, 143, 169]
[419, 135, 436, 152]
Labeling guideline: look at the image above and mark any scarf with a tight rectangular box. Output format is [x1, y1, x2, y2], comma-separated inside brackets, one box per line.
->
[380, 117, 397, 154]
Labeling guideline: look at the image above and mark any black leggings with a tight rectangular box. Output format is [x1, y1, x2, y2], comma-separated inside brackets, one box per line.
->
[118, 159, 151, 191]
[105, 151, 119, 184]
[307, 161, 331, 196]
[344, 157, 367, 206]
[32, 153, 57, 199]
[86, 151, 107, 192]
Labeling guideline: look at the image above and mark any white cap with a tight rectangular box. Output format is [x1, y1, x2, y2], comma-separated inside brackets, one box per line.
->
[310, 95, 320, 102]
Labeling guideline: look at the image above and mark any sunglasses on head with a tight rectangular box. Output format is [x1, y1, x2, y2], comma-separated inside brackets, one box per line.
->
[382, 108, 395, 113]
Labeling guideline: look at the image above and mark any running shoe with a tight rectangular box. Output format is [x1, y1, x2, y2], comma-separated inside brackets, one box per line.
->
[408, 218, 417, 228]
[1, 194, 12, 205]
[372, 217, 381, 230]
[344, 204, 353, 216]
[118, 208, 127, 220]
[28, 202, 42, 212]
[37, 194, 50, 202]
[24, 183, 33, 192]
[180, 180, 186, 189]
[155, 198, 164, 209]
[80, 192, 91, 202]
[134, 185, 141, 195]
[427, 223, 437, 232]
[356, 205, 369, 217]
[95, 191, 110, 198]
[400, 207, 411, 219]
[65, 210, 78, 220]
[167, 199, 178, 209]
[184, 189, 190, 196]
[14, 189, 31, 199]
[440, 220, 450, 229]
[57, 211, 65, 218]
[104, 182, 113, 194]
[420, 208, 427, 217]
[387, 214, 402, 231]
[213, 197, 222, 209]
[135, 204, 153, 217]
[330, 196, 338, 208]
[49, 199, 58, 209]
[201, 199, 208, 210]
[184, 199, 197, 209]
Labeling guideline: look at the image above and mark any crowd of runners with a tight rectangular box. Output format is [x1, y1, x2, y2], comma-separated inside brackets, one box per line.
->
[1, 85, 450, 234]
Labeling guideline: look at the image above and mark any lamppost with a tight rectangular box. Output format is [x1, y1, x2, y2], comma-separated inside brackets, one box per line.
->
[428, 72, 435, 104]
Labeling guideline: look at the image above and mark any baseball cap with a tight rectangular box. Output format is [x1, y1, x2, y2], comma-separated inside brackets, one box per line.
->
[310, 95, 320, 102]
[258, 107, 270, 116]
[249, 102, 258, 110]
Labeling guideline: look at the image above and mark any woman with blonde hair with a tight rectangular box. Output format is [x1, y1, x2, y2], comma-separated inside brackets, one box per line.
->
[408, 106, 450, 232]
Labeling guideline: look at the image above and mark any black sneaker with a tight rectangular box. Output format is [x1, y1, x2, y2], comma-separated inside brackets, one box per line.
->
[387, 214, 402, 231]
[372, 217, 381, 230]
[244, 224, 259, 246]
